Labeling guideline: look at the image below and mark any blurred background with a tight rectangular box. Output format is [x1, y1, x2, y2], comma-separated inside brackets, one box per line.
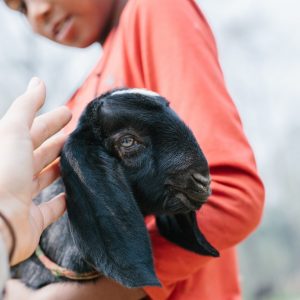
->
[0, 0, 299, 299]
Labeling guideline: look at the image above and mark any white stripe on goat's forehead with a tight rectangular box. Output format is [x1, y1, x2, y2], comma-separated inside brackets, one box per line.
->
[111, 89, 160, 98]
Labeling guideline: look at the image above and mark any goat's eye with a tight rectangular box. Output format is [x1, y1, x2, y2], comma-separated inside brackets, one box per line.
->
[111, 133, 146, 160]
[120, 136, 135, 148]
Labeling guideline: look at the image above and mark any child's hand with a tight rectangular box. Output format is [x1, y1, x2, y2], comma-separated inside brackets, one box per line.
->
[0, 77, 72, 265]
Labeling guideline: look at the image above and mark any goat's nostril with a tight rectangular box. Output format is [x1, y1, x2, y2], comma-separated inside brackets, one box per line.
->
[192, 173, 211, 186]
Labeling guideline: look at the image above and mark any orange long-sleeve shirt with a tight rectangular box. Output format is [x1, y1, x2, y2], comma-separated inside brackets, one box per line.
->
[65, 0, 265, 299]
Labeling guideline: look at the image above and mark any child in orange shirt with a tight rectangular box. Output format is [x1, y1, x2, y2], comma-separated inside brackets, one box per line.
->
[4, 0, 265, 299]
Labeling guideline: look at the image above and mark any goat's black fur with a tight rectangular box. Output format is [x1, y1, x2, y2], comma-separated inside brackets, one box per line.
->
[12, 88, 219, 289]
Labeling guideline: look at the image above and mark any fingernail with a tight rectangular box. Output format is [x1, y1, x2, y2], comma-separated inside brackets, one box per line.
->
[27, 77, 41, 90]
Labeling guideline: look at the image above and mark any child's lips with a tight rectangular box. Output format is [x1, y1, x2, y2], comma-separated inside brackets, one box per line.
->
[53, 15, 74, 43]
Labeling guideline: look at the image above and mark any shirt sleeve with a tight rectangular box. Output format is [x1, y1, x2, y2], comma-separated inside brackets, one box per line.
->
[122, 0, 265, 295]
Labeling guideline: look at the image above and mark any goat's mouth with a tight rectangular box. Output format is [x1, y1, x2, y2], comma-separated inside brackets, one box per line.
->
[172, 185, 211, 202]
[162, 171, 211, 213]
[163, 187, 211, 214]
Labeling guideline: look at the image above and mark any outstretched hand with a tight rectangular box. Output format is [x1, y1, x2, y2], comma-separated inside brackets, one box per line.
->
[0, 77, 72, 265]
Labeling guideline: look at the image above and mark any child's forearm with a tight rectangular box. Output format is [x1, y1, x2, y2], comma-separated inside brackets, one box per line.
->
[0, 230, 10, 297]
[0, 212, 14, 258]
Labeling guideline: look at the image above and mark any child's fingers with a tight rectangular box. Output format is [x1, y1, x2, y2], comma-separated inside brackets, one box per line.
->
[38, 193, 66, 231]
[30, 106, 72, 149]
[32, 161, 61, 198]
[33, 133, 67, 175]
[4, 78, 46, 128]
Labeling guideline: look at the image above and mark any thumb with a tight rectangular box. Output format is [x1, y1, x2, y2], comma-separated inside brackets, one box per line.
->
[38, 193, 66, 230]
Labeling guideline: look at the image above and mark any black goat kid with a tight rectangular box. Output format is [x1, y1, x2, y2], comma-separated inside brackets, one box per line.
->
[12, 88, 219, 289]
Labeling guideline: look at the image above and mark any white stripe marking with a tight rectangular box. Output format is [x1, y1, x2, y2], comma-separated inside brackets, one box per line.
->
[111, 88, 159, 98]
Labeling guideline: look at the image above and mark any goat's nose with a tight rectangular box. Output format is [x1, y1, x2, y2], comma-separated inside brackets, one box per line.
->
[165, 170, 211, 197]
[163, 170, 212, 213]
[189, 172, 211, 198]
[191, 173, 211, 189]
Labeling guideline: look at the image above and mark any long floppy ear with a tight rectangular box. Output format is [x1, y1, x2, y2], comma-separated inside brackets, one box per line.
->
[60, 140, 160, 288]
[155, 212, 219, 257]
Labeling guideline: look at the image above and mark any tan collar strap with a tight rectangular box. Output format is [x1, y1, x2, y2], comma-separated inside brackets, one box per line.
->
[35, 245, 101, 281]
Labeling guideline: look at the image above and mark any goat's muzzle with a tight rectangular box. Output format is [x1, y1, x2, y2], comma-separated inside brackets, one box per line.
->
[164, 171, 211, 213]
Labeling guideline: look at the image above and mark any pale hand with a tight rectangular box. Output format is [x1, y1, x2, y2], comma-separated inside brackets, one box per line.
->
[0, 78, 72, 265]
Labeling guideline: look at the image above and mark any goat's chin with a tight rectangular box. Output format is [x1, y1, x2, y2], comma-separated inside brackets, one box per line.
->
[163, 192, 204, 214]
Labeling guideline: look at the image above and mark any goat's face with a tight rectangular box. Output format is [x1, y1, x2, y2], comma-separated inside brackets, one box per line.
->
[75, 89, 211, 215]
[60, 89, 218, 289]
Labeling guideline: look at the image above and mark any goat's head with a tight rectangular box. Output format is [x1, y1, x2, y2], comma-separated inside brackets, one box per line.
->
[60, 88, 219, 288]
